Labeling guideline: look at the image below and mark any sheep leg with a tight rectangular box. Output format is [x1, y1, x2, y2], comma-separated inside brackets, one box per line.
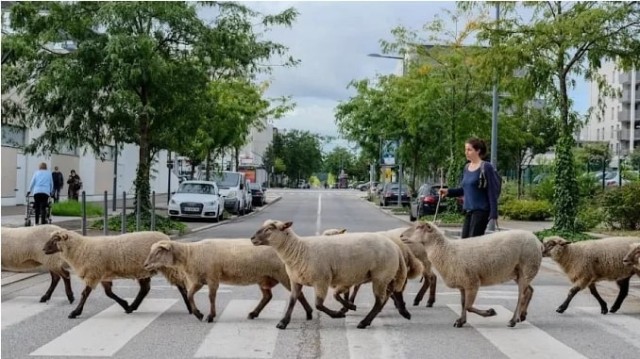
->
[40, 271, 62, 303]
[249, 286, 273, 319]
[176, 284, 192, 314]
[206, 281, 219, 323]
[61, 268, 75, 304]
[610, 276, 631, 313]
[454, 289, 467, 328]
[127, 278, 151, 313]
[357, 281, 388, 329]
[413, 275, 429, 306]
[426, 273, 437, 307]
[464, 288, 497, 318]
[334, 288, 357, 312]
[348, 284, 361, 303]
[296, 291, 314, 320]
[187, 282, 205, 321]
[277, 282, 303, 330]
[519, 285, 534, 322]
[101, 281, 130, 313]
[588, 283, 609, 314]
[509, 280, 528, 327]
[68, 285, 94, 319]
[556, 285, 583, 313]
[314, 285, 345, 319]
[391, 291, 411, 320]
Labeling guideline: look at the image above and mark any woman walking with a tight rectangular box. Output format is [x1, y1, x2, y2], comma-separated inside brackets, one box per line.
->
[27, 162, 54, 225]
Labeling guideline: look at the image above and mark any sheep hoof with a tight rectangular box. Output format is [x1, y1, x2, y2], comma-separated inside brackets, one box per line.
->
[194, 311, 204, 321]
[519, 312, 527, 322]
[487, 308, 497, 316]
[276, 320, 288, 330]
[333, 311, 346, 318]
[206, 314, 215, 323]
[248, 312, 259, 319]
[426, 301, 434, 308]
[453, 319, 465, 328]
[125, 307, 134, 314]
[68, 296, 75, 304]
[399, 310, 411, 320]
[507, 320, 516, 327]
[306, 311, 313, 320]
[555, 306, 566, 314]
[609, 306, 618, 314]
[68, 311, 80, 319]
[356, 321, 369, 329]
[412, 301, 420, 306]
[39, 296, 49, 303]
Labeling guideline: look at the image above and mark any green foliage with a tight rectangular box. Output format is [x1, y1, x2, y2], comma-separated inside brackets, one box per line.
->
[502, 199, 553, 221]
[432, 212, 464, 224]
[574, 205, 604, 232]
[530, 177, 555, 203]
[51, 201, 103, 217]
[263, 130, 323, 186]
[91, 213, 187, 235]
[534, 228, 595, 242]
[600, 182, 640, 230]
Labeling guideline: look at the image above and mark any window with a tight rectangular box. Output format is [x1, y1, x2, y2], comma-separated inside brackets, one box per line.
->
[597, 128, 600, 140]
[55, 141, 79, 156]
[1, 125, 26, 148]
[611, 126, 614, 139]
[95, 145, 116, 161]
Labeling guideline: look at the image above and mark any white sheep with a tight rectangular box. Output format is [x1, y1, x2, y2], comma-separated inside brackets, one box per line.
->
[251, 220, 410, 329]
[322, 227, 435, 307]
[542, 236, 640, 314]
[1, 225, 74, 304]
[43, 230, 191, 319]
[401, 222, 542, 328]
[623, 243, 640, 271]
[143, 238, 314, 323]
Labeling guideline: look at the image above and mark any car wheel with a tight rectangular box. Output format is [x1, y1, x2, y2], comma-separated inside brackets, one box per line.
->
[25, 219, 31, 227]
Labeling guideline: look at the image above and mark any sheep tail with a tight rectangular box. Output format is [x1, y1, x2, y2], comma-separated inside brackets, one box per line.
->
[393, 249, 409, 293]
[405, 250, 424, 280]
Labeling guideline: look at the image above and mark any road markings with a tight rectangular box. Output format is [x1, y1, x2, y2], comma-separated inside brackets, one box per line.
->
[194, 299, 284, 358]
[30, 298, 177, 357]
[576, 307, 640, 350]
[447, 304, 587, 359]
[1, 296, 67, 330]
[315, 194, 322, 235]
[345, 309, 407, 359]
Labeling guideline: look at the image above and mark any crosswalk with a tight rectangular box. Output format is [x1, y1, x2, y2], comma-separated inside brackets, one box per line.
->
[2, 283, 640, 359]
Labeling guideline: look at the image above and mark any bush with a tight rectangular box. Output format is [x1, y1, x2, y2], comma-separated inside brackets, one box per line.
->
[600, 182, 640, 230]
[502, 199, 553, 221]
[90, 212, 187, 235]
[574, 205, 604, 232]
[51, 200, 103, 217]
[530, 176, 555, 203]
[535, 228, 595, 242]
[431, 211, 464, 224]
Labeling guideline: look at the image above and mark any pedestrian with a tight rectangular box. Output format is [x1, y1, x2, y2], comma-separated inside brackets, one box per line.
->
[51, 166, 64, 203]
[439, 137, 500, 238]
[67, 169, 82, 201]
[26, 162, 54, 225]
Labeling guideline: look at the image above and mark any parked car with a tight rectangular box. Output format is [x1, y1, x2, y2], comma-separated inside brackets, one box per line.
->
[204, 171, 249, 215]
[249, 182, 266, 206]
[409, 184, 448, 221]
[378, 182, 411, 207]
[168, 180, 224, 222]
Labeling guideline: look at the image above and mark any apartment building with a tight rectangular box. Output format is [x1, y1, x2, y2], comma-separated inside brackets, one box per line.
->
[582, 61, 639, 167]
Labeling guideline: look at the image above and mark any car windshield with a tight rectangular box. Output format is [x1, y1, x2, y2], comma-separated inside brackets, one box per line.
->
[249, 183, 261, 190]
[177, 183, 216, 195]
[211, 173, 240, 189]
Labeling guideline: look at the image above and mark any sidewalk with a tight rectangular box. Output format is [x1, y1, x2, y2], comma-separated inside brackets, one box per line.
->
[1, 194, 282, 287]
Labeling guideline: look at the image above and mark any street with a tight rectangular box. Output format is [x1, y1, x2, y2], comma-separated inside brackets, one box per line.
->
[2, 189, 640, 359]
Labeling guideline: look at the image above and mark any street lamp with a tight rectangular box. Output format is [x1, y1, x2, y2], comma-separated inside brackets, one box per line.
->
[368, 52, 406, 207]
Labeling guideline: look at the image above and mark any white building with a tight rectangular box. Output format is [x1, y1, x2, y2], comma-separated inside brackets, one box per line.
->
[581, 61, 639, 167]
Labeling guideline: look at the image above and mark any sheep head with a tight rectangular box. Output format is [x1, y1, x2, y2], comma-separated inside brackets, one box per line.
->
[251, 220, 293, 246]
[541, 236, 569, 257]
[622, 243, 640, 267]
[43, 230, 70, 255]
[144, 241, 175, 270]
[322, 228, 347, 236]
[401, 221, 440, 246]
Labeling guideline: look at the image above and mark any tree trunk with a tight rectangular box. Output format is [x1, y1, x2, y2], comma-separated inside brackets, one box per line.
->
[205, 152, 211, 181]
[234, 146, 239, 171]
[134, 112, 152, 213]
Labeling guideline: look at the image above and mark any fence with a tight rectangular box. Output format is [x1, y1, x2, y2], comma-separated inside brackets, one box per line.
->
[77, 190, 158, 235]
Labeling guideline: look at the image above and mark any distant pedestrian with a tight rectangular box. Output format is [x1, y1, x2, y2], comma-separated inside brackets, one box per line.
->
[27, 162, 54, 225]
[439, 137, 500, 238]
[51, 166, 64, 203]
[67, 169, 82, 201]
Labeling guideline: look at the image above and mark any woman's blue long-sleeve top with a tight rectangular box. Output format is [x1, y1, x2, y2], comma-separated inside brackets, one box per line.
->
[447, 161, 499, 220]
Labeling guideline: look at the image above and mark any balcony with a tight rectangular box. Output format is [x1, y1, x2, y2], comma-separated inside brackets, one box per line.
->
[621, 90, 640, 103]
[619, 71, 639, 85]
[618, 128, 640, 142]
[618, 110, 640, 123]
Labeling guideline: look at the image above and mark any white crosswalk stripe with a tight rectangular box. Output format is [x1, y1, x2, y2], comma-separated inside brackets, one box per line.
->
[2, 288, 640, 358]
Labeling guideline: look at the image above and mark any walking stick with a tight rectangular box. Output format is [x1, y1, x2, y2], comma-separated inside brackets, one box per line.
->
[433, 168, 444, 223]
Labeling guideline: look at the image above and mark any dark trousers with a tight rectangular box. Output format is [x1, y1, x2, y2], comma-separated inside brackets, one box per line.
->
[461, 210, 490, 239]
[52, 187, 61, 203]
[33, 193, 50, 225]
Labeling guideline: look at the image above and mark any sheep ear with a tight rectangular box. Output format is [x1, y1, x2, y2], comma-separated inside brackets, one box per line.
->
[282, 221, 293, 230]
[60, 233, 69, 241]
[158, 242, 172, 251]
[339, 228, 347, 234]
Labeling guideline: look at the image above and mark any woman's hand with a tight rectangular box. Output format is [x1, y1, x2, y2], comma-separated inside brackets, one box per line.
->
[438, 188, 448, 197]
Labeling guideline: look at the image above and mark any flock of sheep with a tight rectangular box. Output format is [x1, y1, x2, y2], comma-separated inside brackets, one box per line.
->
[2, 221, 640, 330]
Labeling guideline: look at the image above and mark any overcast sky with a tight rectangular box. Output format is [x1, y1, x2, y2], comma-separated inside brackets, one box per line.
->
[232, 1, 590, 151]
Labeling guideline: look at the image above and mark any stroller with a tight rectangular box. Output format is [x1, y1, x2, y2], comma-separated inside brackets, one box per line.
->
[24, 194, 53, 227]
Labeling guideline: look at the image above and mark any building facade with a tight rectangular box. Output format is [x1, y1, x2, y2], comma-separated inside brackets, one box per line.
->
[582, 61, 639, 167]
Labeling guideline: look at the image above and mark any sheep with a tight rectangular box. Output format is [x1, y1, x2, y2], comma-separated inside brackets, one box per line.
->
[542, 236, 640, 315]
[43, 230, 191, 319]
[143, 239, 313, 323]
[251, 220, 410, 329]
[401, 222, 542, 328]
[322, 227, 436, 307]
[1, 225, 74, 304]
[623, 243, 640, 271]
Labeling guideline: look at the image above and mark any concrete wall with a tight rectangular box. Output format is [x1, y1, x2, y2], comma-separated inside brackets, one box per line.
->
[1, 147, 18, 197]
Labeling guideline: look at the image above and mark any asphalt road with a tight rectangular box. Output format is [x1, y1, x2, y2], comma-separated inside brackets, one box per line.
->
[2, 189, 640, 359]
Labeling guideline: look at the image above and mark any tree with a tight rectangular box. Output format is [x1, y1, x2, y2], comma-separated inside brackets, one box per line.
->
[467, 1, 640, 232]
[2, 1, 298, 210]
[263, 130, 323, 186]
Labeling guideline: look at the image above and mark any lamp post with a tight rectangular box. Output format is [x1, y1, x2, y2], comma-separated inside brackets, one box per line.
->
[166, 151, 173, 204]
[368, 53, 406, 207]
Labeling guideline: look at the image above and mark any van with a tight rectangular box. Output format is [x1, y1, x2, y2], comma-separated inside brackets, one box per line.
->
[204, 171, 248, 215]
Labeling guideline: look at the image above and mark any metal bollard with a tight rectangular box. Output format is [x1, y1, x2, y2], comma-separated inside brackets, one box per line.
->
[151, 191, 156, 231]
[121, 191, 126, 234]
[81, 191, 87, 236]
[103, 191, 108, 235]
[136, 191, 141, 232]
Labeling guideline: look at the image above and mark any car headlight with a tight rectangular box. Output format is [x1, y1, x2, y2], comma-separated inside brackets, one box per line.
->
[226, 191, 237, 199]
[206, 201, 216, 206]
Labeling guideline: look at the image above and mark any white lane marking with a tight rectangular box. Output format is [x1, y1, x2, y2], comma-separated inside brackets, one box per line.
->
[1, 296, 67, 330]
[315, 194, 322, 235]
[194, 299, 284, 358]
[576, 307, 640, 350]
[30, 298, 177, 357]
[447, 304, 587, 359]
[345, 307, 407, 359]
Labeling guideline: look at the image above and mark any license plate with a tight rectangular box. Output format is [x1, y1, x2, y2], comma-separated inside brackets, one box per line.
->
[184, 207, 199, 212]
